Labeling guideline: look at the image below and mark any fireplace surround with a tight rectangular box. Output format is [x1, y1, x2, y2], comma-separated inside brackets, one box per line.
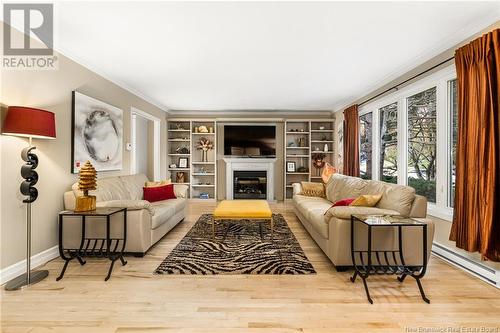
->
[223, 157, 276, 201]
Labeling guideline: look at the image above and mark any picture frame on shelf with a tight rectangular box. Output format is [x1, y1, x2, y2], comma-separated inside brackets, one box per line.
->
[178, 157, 188, 168]
[286, 161, 296, 173]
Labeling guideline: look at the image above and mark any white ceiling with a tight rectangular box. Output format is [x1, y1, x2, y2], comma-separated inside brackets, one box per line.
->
[23, 2, 500, 111]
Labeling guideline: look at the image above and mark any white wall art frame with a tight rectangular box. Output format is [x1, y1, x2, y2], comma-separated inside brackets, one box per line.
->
[72, 91, 123, 173]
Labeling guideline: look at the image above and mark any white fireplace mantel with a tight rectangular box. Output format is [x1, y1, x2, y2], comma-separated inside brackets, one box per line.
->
[223, 157, 277, 201]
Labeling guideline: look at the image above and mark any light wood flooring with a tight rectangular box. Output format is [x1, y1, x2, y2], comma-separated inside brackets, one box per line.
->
[2, 201, 500, 333]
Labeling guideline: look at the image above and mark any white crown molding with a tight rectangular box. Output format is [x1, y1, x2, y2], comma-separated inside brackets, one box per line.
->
[4, 23, 171, 114]
[58, 47, 172, 114]
[0, 246, 59, 285]
[332, 16, 500, 113]
[168, 109, 333, 117]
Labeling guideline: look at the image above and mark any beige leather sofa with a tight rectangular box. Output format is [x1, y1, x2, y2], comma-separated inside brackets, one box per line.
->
[63, 174, 188, 255]
[293, 174, 434, 271]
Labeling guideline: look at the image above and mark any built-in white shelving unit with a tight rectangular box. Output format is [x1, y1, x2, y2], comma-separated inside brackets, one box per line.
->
[168, 118, 332, 201]
[284, 119, 335, 199]
[167, 119, 217, 201]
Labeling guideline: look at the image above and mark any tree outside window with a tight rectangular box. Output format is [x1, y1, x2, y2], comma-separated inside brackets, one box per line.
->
[359, 113, 373, 179]
[407, 87, 437, 203]
[379, 102, 398, 183]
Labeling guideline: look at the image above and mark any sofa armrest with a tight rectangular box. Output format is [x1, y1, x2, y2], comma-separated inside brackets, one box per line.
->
[96, 200, 155, 215]
[174, 184, 189, 198]
[292, 183, 302, 196]
[410, 194, 427, 218]
[325, 206, 400, 220]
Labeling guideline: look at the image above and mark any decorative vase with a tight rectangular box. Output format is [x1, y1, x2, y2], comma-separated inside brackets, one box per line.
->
[176, 172, 185, 183]
[202, 150, 208, 162]
[324, 143, 329, 152]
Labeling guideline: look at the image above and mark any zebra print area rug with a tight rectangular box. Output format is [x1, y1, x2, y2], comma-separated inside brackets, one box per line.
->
[155, 213, 316, 275]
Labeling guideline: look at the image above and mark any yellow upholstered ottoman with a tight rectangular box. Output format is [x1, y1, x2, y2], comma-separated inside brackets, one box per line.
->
[212, 200, 273, 241]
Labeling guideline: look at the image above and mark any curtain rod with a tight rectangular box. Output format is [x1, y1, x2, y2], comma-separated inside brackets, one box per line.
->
[358, 55, 455, 107]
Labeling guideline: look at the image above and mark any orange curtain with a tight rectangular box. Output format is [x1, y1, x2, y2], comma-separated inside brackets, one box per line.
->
[450, 29, 500, 261]
[343, 104, 359, 177]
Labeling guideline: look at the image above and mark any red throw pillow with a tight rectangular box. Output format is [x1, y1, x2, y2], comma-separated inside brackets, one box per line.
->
[143, 184, 176, 202]
[324, 198, 355, 215]
[332, 198, 355, 207]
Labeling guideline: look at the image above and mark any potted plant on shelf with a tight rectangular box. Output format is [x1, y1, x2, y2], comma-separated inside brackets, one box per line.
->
[196, 137, 213, 162]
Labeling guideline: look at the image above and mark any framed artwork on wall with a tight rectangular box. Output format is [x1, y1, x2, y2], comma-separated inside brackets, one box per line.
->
[286, 161, 296, 173]
[71, 91, 123, 173]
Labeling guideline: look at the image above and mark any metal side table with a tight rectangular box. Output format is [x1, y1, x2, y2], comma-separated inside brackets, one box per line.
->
[57, 208, 127, 281]
[350, 214, 429, 304]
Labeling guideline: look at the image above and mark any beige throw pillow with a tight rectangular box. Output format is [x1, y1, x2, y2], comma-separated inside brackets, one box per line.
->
[300, 182, 326, 198]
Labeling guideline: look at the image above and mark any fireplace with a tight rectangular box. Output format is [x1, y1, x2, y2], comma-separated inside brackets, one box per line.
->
[233, 171, 267, 199]
[223, 157, 276, 201]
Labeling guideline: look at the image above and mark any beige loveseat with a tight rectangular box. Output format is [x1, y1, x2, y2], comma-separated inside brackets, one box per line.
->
[293, 174, 434, 271]
[63, 174, 188, 255]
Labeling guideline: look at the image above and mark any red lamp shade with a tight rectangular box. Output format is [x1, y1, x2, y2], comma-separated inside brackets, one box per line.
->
[2, 106, 56, 139]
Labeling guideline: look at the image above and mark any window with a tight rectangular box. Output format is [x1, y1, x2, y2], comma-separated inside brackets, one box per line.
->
[359, 112, 373, 179]
[379, 102, 398, 183]
[449, 79, 458, 207]
[357, 65, 456, 220]
[407, 87, 437, 203]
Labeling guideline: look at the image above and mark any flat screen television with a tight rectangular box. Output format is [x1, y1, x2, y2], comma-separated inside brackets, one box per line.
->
[224, 125, 276, 157]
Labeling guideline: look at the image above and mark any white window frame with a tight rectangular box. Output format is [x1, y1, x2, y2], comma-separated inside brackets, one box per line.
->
[359, 65, 456, 221]
[358, 111, 374, 179]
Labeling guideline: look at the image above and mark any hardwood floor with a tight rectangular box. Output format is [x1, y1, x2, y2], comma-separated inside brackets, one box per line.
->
[2, 201, 499, 333]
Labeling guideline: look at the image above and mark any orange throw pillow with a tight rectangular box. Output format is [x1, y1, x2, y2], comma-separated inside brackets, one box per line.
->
[350, 194, 383, 207]
[321, 162, 336, 183]
[145, 179, 171, 187]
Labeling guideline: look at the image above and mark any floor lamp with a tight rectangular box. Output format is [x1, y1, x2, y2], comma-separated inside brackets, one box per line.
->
[2, 106, 56, 291]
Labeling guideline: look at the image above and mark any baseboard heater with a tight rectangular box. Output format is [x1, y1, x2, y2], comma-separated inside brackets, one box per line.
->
[432, 242, 498, 288]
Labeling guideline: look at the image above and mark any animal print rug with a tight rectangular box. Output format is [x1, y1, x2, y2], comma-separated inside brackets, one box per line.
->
[155, 213, 316, 275]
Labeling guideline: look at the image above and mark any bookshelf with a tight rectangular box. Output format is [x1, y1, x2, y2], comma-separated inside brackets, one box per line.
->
[167, 119, 217, 200]
[284, 119, 335, 199]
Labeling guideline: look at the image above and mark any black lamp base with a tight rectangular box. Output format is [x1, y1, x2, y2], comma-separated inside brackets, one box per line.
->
[4, 270, 49, 291]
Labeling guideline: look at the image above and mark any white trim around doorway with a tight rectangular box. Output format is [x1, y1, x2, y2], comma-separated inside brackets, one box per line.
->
[130, 107, 161, 181]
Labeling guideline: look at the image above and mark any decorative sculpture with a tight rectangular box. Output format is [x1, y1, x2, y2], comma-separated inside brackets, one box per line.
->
[196, 137, 213, 162]
[312, 153, 326, 176]
[75, 161, 97, 212]
[198, 125, 209, 133]
[176, 172, 186, 183]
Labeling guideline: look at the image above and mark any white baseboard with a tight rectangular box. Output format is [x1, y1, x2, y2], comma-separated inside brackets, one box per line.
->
[432, 242, 499, 289]
[0, 246, 59, 285]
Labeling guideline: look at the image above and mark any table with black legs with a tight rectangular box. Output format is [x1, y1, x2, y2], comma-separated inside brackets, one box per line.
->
[350, 214, 429, 304]
[57, 208, 127, 281]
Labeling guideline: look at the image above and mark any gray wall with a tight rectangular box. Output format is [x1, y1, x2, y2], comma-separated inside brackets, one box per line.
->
[0, 23, 167, 269]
